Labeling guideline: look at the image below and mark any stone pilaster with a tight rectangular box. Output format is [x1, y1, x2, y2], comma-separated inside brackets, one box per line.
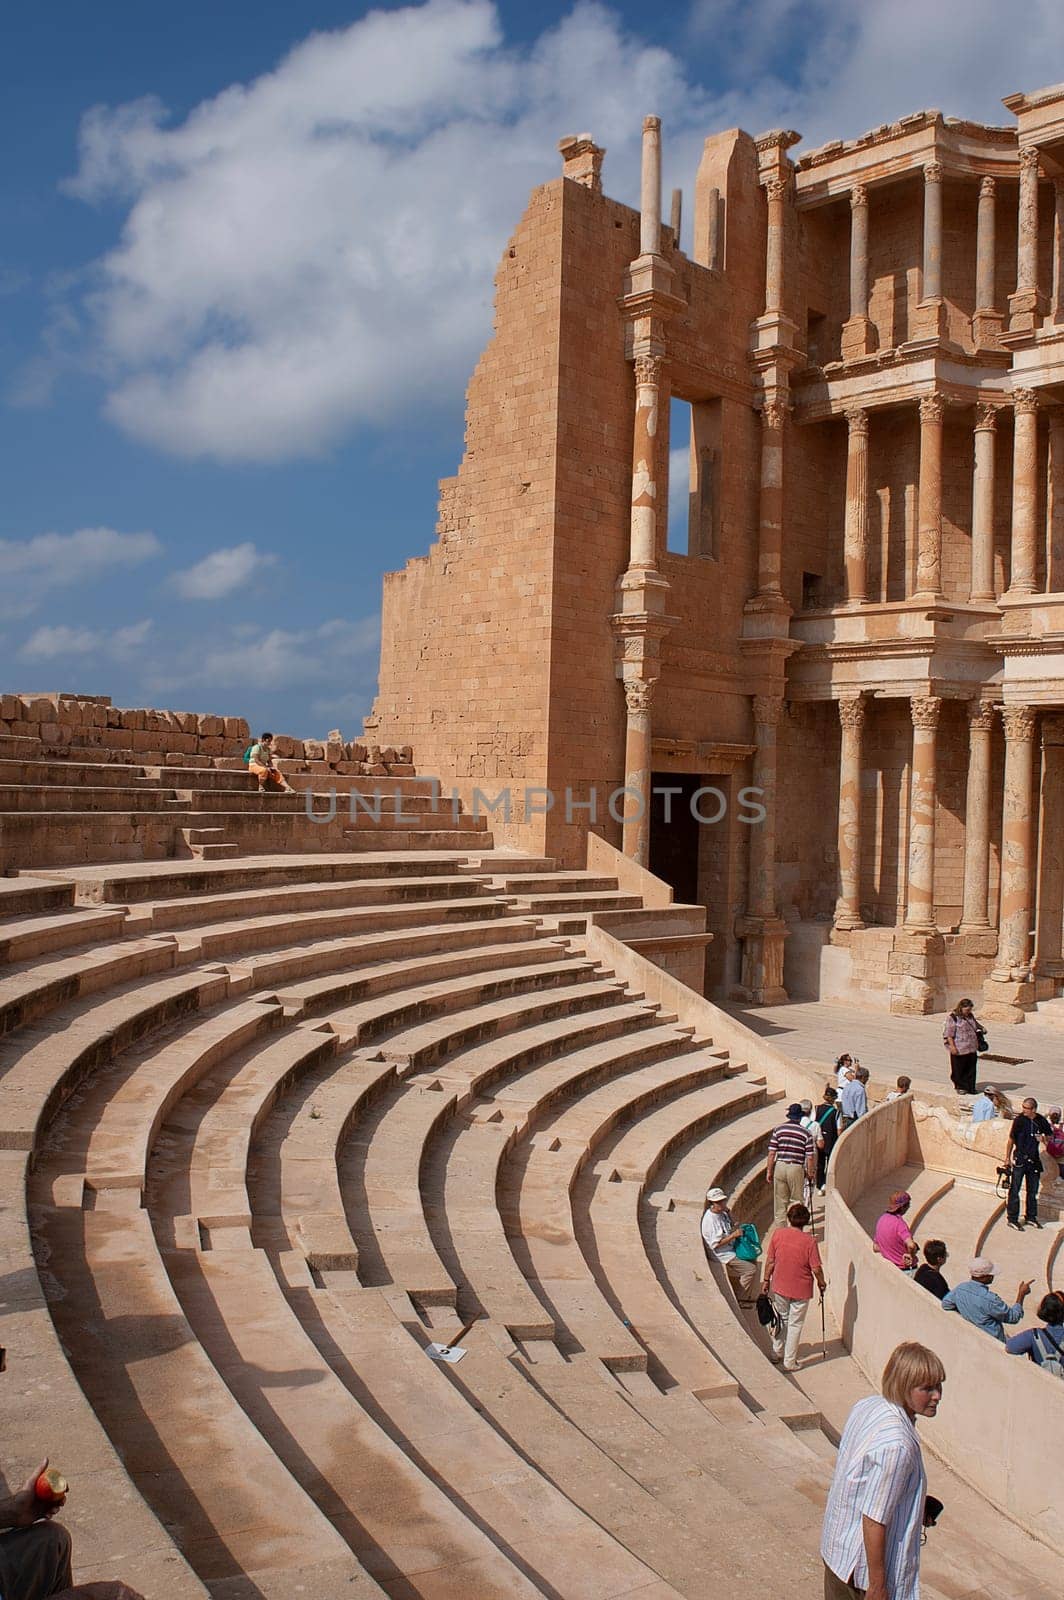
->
[833, 695, 866, 932]
[973, 176, 1001, 347]
[621, 678, 654, 866]
[960, 702, 996, 931]
[1008, 388, 1039, 596]
[1034, 715, 1064, 984]
[984, 704, 1038, 1020]
[915, 394, 945, 599]
[841, 184, 874, 359]
[736, 694, 788, 1005]
[1009, 146, 1047, 333]
[843, 409, 870, 604]
[970, 404, 998, 602]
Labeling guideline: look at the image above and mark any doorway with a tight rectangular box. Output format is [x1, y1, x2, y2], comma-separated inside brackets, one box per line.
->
[649, 772, 702, 906]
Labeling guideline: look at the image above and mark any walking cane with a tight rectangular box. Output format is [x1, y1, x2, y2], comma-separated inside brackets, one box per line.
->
[819, 1286, 827, 1361]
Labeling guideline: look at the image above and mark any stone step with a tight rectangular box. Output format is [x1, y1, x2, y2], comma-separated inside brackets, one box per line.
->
[495, 873, 620, 894]
[0, 873, 75, 917]
[0, 905, 130, 963]
[0, 936, 179, 1037]
[141, 870, 492, 930]
[0, 758, 154, 788]
[510, 891, 644, 914]
[0, 783, 179, 811]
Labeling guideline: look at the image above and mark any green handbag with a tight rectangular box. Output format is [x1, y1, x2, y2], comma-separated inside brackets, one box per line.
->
[733, 1222, 762, 1262]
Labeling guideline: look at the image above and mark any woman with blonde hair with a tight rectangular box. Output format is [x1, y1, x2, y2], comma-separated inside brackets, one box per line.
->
[822, 1342, 945, 1599]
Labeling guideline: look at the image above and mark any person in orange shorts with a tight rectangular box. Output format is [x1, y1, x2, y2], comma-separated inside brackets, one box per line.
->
[246, 732, 294, 794]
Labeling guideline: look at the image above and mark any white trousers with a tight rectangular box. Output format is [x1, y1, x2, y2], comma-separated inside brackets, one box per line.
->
[770, 1293, 810, 1369]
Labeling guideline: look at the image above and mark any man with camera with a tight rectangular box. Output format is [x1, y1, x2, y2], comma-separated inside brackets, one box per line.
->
[1004, 1097, 1052, 1231]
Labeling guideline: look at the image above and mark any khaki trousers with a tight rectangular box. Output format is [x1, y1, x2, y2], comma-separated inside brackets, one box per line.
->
[772, 1161, 806, 1224]
[725, 1256, 758, 1307]
[823, 1562, 863, 1599]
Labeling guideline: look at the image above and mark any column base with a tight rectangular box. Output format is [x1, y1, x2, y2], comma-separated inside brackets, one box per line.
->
[981, 973, 1036, 1022]
[734, 915, 788, 1005]
[832, 913, 865, 935]
[1008, 288, 1049, 335]
[971, 308, 1004, 349]
[911, 297, 947, 342]
[957, 926, 998, 958]
[887, 928, 942, 1015]
[841, 315, 876, 361]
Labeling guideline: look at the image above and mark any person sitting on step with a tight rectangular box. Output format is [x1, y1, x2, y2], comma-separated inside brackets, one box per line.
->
[246, 732, 294, 795]
[0, 1458, 144, 1600]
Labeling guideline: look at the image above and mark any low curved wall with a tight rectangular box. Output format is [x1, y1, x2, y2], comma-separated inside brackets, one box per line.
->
[826, 1098, 1064, 1553]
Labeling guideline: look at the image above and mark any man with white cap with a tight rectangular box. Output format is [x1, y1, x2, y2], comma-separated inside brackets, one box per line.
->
[700, 1187, 757, 1308]
[941, 1258, 1032, 1342]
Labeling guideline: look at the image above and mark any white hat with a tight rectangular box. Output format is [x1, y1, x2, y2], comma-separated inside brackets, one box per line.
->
[969, 1256, 996, 1278]
[706, 1187, 728, 1203]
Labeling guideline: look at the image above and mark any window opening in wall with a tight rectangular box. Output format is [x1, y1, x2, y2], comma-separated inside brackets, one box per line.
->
[806, 307, 828, 365]
[802, 570, 825, 610]
[667, 397, 721, 559]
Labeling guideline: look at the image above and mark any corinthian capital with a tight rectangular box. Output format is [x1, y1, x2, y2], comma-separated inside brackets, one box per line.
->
[764, 176, 789, 204]
[624, 679, 654, 717]
[979, 175, 996, 201]
[919, 392, 946, 425]
[974, 402, 999, 433]
[1001, 704, 1037, 742]
[838, 695, 866, 730]
[850, 182, 868, 209]
[845, 407, 869, 438]
[752, 694, 784, 729]
[1018, 145, 1041, 175]
[968, 701, 997, 734]
[760, 399, 790, 431]
[1013, 387, 1039, 416]
[910, 695, 942, 731]
[924, 161, 943, 185]
[634, 353, 663, 387]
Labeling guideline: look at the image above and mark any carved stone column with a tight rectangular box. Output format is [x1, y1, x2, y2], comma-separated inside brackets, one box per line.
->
[842, 184, 874, 359]
[915, 394, 945, 600]
[834, 696, 866, 931]
[844, 409, 870, 604]
[1035, 715, 1064, 982]
[737, 695, 788, 1005]
[905, 696, 941, 932]
[1049, 409, 1064, 593]
[1054, 178, 1064, 325]
[628, 353, 662, 568]
[639, 115, 662, 257]
[970, 404, 998, 602]
[1009, 146, 1046, 333]
[992, 705, 1038, 981]
[763, 176, 787, 318]
[1008, 388, 1039, 595]
[960, 703, 996, 931]
[973, 176, 1001, 347]
[621, 678, 654, 865]
[922, 162, 943, 301]
[755, 399, 788, 599]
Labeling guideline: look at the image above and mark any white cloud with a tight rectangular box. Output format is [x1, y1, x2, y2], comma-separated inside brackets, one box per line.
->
[144, 613, 381, 692]
[20, 618, 152, 662]
[64, 0, 709, 464]
[0, 527, 161, 619]
[49, 0, 1064, 469]
[170, 541, 277, 600]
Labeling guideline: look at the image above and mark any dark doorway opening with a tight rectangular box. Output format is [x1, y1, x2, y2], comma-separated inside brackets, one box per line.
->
[649, 772, 701, 906]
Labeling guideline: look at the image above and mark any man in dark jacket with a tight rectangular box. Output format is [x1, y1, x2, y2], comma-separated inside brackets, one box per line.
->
[1005, 1097, 1052, 1231]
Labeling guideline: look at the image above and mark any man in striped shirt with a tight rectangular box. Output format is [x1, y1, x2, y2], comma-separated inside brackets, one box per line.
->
[766, 1104, 817, 1226]
[821, 1342, 945, 1599]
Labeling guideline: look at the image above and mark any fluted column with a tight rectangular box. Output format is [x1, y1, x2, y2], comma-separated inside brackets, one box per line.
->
[628, 353, 662, 569]
[622, 678, 654, 864]
[749, 695, 782, 920]
[1054, 179, 1064, 324]
[905, 696, 941, 932]
[755, 400, 787, 598]
[1035, 717, 1064, 977]
[842, 184, 874, 360]
[1009, 145, 1045, 332]
[763, 176, 786, 317]
[993, 705, 1038, 980]
[960, 703, 996, 930]
[843, 409, 870, 604]
[915, 394, 945, 599]
[1008, 388, 1039, 595]
[970, 403, 998, 602]
[922, 162, 943, 301]
[834, 696, 866, 930]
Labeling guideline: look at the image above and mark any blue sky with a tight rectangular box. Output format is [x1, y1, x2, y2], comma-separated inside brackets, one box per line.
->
[2, 0, 1062, 740]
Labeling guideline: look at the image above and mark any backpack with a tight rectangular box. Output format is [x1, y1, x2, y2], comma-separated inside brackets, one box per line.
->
[1033, 1327, 1064, 1378]
[734, 1223, 762, 1262]
[242, 743, 256, 766]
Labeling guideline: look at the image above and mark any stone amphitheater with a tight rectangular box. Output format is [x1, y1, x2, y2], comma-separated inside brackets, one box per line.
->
[0, 691, 1058, 1599]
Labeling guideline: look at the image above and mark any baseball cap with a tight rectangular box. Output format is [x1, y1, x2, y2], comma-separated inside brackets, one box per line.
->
[705, 1187, 728, 1203]
[969, 1256, 996, 1278]
[786, 1103, 804, 1120]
